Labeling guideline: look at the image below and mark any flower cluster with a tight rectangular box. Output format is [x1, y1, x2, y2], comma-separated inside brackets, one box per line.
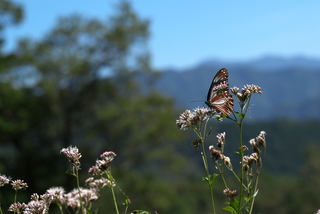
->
[0, 174, 11, 187]
[8, 186, 100, 213]
[88, 151, 117, 176]
[213, 83, 229, 93]
[60, 146, 82, 167]
[176, 107, 211, 130]
[209, 146, 232, 170]
[243, 131, 267, 173]
[230, 84, 262, 102]
[64, 188, 99, 209]
[11, 179, 28, 191]
[216, 132, 226, 149]
[208, 132, 232, 170]
[8, 202, 27, 213]
[86, 151, 117, 194]
[223, 188, 238, 198]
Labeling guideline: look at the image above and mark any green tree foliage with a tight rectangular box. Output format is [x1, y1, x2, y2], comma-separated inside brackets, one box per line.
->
[0, 1, 188, 212]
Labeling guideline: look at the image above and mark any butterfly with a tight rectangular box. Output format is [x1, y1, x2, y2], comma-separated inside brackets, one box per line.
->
[205, 68, 234, 115]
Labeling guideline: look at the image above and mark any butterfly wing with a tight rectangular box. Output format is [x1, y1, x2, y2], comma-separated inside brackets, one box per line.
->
[205, 68, 234, 115]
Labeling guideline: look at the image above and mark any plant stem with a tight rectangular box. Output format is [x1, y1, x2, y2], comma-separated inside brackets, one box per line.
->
[74, 167, 85, 213]
[238, 118, 244, 214]
[111, 186, 120, 214]
[201, 139, 216, 214]
[249, 170, 260, 213]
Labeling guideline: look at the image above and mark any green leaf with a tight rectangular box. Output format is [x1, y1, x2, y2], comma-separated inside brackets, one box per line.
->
[230, 198, 240, 210]
[236, 112, 246, 119]
[223, 205, 237, 213]
[202, 173, 219, 186]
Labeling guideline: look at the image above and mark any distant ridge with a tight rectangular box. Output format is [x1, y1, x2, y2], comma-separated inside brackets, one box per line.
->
[154, 55, 320, 120]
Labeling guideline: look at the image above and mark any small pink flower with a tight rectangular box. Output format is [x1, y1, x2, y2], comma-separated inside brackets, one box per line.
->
[60, 146, 82, 166]
[0, 174, 11, 187]
[11, 179, 28, 191]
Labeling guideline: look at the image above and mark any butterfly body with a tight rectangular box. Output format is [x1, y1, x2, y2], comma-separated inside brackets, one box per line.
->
[205, 68, 234, 115]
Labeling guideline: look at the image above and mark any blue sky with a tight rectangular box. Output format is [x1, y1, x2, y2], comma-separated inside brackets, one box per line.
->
[6, 0, 320, 69]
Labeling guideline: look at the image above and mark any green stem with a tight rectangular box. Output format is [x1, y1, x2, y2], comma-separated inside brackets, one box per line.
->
[248, 168, 260, 213]
[195, 118, 216, 214]
[74, 167, 85, 213]
[111, 186, 120, 214]
[200, 137, 216, 214]
[238, 121, 244, 214]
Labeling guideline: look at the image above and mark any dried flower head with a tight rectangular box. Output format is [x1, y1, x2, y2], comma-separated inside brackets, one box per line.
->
[209, 145, 222, 160]
[221, 155, 232, 170]
[60, 146, 82, 167]
[249, 131, 267, 154]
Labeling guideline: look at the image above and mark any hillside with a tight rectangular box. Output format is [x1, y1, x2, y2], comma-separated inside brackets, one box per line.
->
[154, 55, 320, 120]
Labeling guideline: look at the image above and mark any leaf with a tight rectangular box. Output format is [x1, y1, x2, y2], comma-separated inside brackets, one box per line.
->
[202, 173, 219, 186]
[236, 112, 246, 119]
[230, 198, 240, 210]
[223, 205, 237, 213]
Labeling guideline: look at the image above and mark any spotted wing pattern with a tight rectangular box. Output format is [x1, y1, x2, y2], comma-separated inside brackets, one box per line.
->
[205, 68, 234, 115]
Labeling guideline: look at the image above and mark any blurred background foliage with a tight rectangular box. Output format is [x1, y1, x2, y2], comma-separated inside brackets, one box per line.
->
[0, 0, 319, 213]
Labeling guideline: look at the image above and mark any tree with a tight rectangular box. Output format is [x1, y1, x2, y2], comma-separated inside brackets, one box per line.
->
[0, 1, 189, 212]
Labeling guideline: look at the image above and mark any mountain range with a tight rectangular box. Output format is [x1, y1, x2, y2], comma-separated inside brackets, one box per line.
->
[154, 55, 320, 120]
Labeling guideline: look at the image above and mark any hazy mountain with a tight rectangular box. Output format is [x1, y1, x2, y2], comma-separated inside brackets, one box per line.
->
[154, 56, 320, 120]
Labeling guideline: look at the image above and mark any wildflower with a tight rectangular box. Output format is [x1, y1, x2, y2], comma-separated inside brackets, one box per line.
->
[96, 159, 112, 171]
[249, 131, 267, 154]
[192, 107, 211, 123]
[44, 187, 65, 204]
[176, 109, 192, 130]
[176, 107, 210, 130]
[30, 193, 40, 201]
[8, 202, 27, 213]
[230, 86, 239, 94]
[65, 188, 98, 208]
[230, 84, 262, 102]
[0, 174, 11, 187]
[11, 179, 28, 191]
[24, 200, 47, 214]
[88, 165, 101, 176]
[243, 153, 261, 173]
[256, 131, 266, 148]
[86, 177, 115, 190]
[216, 132, 226, 148]
[212, 83, 229, 93]
[60, 146, 82, 167]
[223, 188, 238, 198]
[100, 151, 117, 161]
